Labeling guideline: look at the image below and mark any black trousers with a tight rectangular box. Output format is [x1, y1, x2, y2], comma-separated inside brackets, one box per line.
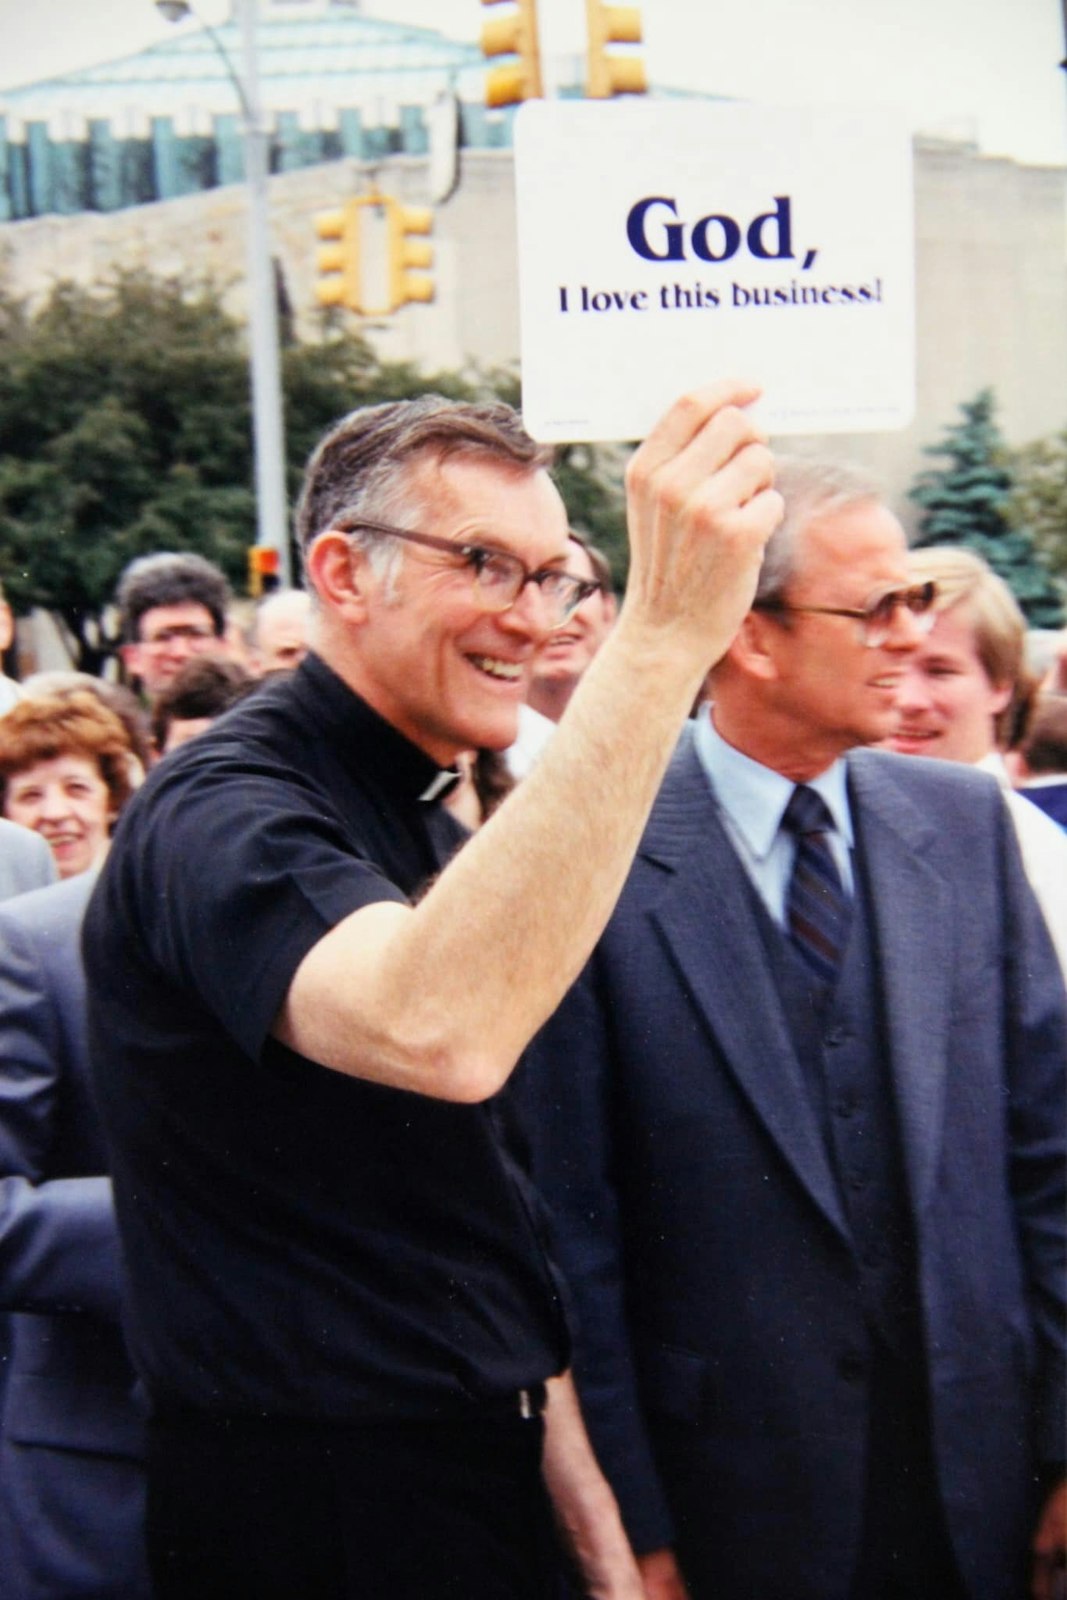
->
[147, 1409, 566, 1599]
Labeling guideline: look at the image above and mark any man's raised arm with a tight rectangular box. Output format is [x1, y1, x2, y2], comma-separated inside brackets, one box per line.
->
[276, 381, 781, 1101]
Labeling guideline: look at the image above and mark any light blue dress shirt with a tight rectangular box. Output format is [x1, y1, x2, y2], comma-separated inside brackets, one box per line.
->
[691, 705, 855, 928]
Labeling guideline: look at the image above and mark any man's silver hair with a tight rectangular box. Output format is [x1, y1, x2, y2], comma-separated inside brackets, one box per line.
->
[294, 395, 552, 600]
[334, 472, 432, 597]
[755, 457, 887, 607]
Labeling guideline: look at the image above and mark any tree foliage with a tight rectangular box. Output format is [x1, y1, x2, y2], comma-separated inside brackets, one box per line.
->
[0, 272, 254, 666]
[474, 366, 628, 583]
[0, 271, 627, 668]
[909, 389, 1064, 627]
[1006, 428, 1067, 585]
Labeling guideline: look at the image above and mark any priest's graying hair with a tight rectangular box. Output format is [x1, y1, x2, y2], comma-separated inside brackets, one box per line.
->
[755, 457, 886, 609]
[293, 394, 553, 583]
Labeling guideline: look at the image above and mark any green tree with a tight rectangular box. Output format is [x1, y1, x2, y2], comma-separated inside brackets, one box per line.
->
[0, 270, 629, 669]
[1006, 428, 1067, 585]
[0, 271, 256, 667]
[909, 389, 1064, 627]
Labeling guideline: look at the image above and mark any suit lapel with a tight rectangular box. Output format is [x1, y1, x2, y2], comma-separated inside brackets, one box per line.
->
[847, 752, 953, 1217]
[641, 739, 851, 1243]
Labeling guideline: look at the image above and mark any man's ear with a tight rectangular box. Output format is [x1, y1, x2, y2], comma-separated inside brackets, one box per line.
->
[305, 531, 373, 624]
[120, 641, 144, 682]
[989, 680, 1014, 718]
[726, 609, 781, 682]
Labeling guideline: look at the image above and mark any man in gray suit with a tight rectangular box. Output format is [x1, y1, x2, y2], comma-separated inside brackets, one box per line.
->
[519, 460, 1066, 1600]
[0, 817, 54, 902]
[0, 705, 57, 1586]
[0, 868, 149, 1598]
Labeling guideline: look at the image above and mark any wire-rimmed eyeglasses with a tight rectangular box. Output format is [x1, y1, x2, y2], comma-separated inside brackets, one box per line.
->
[139, 623, 219, 649]
[333, 517, 602, 630]
[753, 580, 938, 648]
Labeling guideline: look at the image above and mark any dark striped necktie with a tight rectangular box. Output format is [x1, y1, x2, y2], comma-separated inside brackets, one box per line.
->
[781, 784, 850, 985]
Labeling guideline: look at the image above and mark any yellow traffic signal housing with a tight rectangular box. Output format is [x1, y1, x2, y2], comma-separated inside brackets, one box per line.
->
[385, 200, 435, 312]
[316, 194, 433, 317]
[314, 199, 364, 312]
[480, 0, 543, 107]
[248, 544, 280, 599]
[585, 2, 647, 98]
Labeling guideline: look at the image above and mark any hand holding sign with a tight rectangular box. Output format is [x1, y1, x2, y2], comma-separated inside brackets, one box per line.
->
[619, 380, 782, 672]
[514, 100, 914, 442]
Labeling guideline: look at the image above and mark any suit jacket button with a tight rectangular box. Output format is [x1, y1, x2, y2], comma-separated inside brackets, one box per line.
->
[838, 1350, 866, 1382]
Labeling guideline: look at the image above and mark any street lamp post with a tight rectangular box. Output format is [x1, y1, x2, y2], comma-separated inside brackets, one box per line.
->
[157, 0, 292, 587]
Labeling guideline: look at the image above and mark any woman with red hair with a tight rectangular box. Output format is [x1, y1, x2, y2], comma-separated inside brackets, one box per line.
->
[0, 691, 137, 880]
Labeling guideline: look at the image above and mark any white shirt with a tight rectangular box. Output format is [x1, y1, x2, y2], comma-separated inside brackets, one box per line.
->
[977, 751, 1067, 976]
[505, 703, 556, 781]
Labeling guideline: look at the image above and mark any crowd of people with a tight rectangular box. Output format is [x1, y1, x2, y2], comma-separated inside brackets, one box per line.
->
[0, 385, 1063, 1600]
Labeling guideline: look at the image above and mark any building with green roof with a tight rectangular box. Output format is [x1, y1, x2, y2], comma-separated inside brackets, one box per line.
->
[0, 0, 1062, 522]
[0, 1, 509, 221]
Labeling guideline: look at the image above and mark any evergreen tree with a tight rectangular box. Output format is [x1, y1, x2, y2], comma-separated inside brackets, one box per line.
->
[909, 390, 1064, 627]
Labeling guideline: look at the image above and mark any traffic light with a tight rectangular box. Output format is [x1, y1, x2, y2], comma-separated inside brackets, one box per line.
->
[385, 199, 435, 312]
[314, 199, 364, 312]
[248, 545, 280, 599]
[480, 0, 543, 108]
[585, 2, 647, 98]
[316, 194, 433, 317]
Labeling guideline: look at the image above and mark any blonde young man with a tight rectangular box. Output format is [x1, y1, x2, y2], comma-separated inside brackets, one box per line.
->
[886, 545, 1067, 971]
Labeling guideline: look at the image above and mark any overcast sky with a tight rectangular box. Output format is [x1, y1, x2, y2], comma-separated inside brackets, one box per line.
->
[0, 0, 1064, 166]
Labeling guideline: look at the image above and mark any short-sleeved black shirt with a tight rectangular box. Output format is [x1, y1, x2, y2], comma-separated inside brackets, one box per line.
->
[84, 653, 568, 1419]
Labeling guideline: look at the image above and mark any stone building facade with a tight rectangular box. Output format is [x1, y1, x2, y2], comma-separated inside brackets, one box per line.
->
[1, 2, 1064, 525]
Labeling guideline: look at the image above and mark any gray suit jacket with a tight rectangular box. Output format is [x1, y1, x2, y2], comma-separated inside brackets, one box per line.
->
[0, 871, 147, 1597]
[519, 734, 1066, 1600]
[0, 820, 55, 904]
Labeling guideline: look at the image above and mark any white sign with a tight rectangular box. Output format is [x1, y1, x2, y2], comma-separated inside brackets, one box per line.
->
[513, 100, 915, 442]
